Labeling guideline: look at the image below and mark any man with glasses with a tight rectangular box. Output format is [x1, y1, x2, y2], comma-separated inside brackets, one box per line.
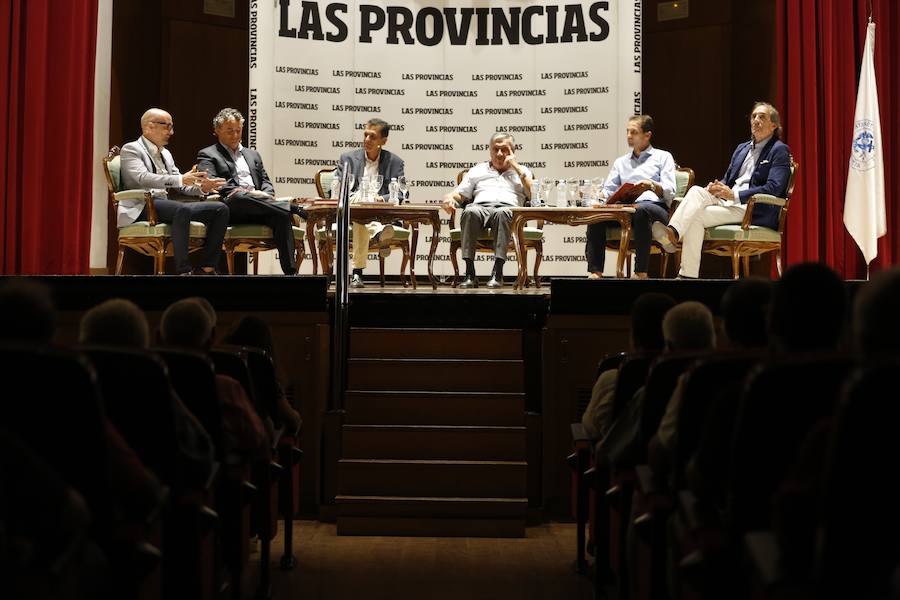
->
[119, 108, 228, 275]
[197, 108, 304, 275]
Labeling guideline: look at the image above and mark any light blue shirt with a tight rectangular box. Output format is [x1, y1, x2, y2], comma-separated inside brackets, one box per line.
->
[602, 145, 677, 206]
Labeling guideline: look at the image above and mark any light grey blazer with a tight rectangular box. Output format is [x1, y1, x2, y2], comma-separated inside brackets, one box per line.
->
[117, 136, 201, 227]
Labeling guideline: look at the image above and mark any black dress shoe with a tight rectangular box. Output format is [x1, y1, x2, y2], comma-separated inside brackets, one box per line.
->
[350, 273, 365, 288]
[194, 267, 218, 275]
[458, 275, 478, 289]
[486, 275, 504, 288]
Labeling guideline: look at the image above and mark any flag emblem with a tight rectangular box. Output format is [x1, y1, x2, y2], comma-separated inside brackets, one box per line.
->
[850, 119, 876, 171]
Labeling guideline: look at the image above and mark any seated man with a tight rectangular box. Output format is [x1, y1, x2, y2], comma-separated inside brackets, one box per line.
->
[197, 108, 306, 275]
[654, 102, 792, 278]
[586, 114, 675, 279]
[333, 118, 405, 288]
[442, 132, 533, 288]
[119, 108, 228, 275]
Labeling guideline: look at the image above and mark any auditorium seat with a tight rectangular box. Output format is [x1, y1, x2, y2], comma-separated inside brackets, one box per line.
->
[103, 146, 208, 275]
[674, 354, 855, 598]
[447, 169, 544, 287]
[210, 346, 284, 599]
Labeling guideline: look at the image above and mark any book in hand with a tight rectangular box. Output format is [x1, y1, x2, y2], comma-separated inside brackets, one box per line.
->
[605, 182, 648, 205]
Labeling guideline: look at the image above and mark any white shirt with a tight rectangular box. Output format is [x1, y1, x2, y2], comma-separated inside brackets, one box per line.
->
[226, 144, 256, 190]
[455, 161, 533, 208]
[730, 135, 772, 201]
[141, 136, 183, 190]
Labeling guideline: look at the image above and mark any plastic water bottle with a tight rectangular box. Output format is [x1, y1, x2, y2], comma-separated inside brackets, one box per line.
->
[388, 177, 400, 204]
[330, 178, 339, 200]
[556, 179, 567, 207]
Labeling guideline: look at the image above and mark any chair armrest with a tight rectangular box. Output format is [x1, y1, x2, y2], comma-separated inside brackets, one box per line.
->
[635, 464, 658, 495]
[114, 189, 152, 202]
[741, 194, 786, 228]
[744, 530, 782, 588]
[571, 423, 590, 444]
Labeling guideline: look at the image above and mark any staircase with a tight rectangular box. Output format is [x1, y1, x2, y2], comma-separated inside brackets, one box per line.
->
[335, 328, 529, 537]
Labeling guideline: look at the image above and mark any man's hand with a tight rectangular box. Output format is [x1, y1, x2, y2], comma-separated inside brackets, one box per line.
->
[249, 189, 273, 199]
[182, 166, 208, 188]
[200, 177, 226, 194]
[706, 180, 734, 201]
[504, 153, 521, 173]
[441, 193, 458, 214]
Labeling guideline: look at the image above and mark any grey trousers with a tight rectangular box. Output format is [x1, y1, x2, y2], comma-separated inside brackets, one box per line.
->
[460, 204, 513, 260]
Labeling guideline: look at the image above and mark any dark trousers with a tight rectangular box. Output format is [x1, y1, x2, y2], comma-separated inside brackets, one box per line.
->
[141, 198, 229, 274]
[225, 192, 297, 274]
[460, 204, 513, 260]
[585, 200, 669, 273]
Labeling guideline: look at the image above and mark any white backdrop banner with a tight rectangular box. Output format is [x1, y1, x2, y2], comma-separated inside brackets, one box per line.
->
[249, 0, 642, 277]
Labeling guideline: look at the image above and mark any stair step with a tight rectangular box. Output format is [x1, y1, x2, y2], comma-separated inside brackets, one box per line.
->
[337, 459, 527, 498]
[336, 515, 526, 537]
[349, 328, 522, 360]
[341, 425, 526, 460]
[347, 358, 524, 392]
[344, 391, 525, 426]
[335, 495, 528, 518]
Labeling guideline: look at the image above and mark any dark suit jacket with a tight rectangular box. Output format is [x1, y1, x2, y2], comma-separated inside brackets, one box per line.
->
[721, 137, 792, 230]
[333, 148, 405, 198]
[196, 143, 276, 199]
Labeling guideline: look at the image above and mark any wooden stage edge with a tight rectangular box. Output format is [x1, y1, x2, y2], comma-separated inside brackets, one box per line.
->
[2, 273, 827, 316]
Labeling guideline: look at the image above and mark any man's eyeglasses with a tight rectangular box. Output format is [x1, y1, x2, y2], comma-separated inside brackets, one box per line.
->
[151, 121, 174, 130]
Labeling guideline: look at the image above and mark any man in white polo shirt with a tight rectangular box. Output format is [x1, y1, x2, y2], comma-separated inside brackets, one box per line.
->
[442, 132, 533, 289]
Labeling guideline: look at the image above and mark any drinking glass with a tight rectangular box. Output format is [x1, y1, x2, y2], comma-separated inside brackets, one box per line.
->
[370, 174, 384, 201]
[397, 176, 409, 203]
[541, 177, 553, 206]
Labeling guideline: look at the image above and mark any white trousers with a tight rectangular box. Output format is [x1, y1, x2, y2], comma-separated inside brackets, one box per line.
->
[668, 185, 746, 278]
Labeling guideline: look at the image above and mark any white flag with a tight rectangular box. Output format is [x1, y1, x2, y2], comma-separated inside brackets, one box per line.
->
[843, 21, 886, 265]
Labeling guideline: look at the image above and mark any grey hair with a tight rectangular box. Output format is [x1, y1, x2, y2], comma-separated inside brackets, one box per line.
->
[490, 132, 516, 149]
[213, 107, 245, 129]
[752, 102, 782, 138]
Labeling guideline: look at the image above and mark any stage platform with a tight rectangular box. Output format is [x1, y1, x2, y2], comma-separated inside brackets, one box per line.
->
[11, 274, 856, 521]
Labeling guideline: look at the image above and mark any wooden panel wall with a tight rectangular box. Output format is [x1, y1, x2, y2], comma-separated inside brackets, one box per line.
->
[644, 0, 777, 186]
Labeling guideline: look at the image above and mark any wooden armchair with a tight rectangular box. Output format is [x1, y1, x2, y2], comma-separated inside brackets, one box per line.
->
[313, 166, 411, 286]
[447, 169, 544, 286]
[604, 166, 695, 278]
[222, 219, 306, 275]
[701, 158, 798, 278]
[103, 146, 208, 274]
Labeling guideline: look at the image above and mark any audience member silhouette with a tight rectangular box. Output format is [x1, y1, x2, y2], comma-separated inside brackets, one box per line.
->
[222, 315, 302, 433]
[650, 279, 771, 479]
[581, 292, 676, 439]
[851, 266, 900, 358]
[79, 298, 215, 489]
[0, 278, 57, 343]
[768, 261, 848, 353]
[159, 298, 268, 459]
[601, 300, 716, 468]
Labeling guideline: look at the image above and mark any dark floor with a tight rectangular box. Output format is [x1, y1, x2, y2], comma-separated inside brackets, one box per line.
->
[268, 521, 593, 600]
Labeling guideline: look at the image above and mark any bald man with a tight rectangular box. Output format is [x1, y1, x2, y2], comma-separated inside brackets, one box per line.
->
[119, 108, 228, 275]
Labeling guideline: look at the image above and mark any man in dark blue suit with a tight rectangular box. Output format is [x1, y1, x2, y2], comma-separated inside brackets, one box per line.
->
[197, 108, 305, 275]
[655, 102, 792, 278]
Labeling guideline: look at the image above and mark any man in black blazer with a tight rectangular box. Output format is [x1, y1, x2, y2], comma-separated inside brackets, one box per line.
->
[197, 108, 303, 275]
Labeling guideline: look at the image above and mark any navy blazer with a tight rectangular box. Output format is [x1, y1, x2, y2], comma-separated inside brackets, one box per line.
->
[721, 137, 792, 230]
[196, 143, 276, 199]
[333, 148, 405, 199]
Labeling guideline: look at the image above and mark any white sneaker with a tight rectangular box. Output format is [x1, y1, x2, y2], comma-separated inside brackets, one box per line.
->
[652, 222, 677, 253]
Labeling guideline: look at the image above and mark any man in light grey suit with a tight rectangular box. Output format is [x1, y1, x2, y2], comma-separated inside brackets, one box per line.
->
[119, 108, 229, 275]
[333, 118, 405, 288]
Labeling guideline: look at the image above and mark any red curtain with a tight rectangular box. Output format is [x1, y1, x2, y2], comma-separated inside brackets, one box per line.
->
[0, 0, 98, 274]
[777, 0, 899, 278]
